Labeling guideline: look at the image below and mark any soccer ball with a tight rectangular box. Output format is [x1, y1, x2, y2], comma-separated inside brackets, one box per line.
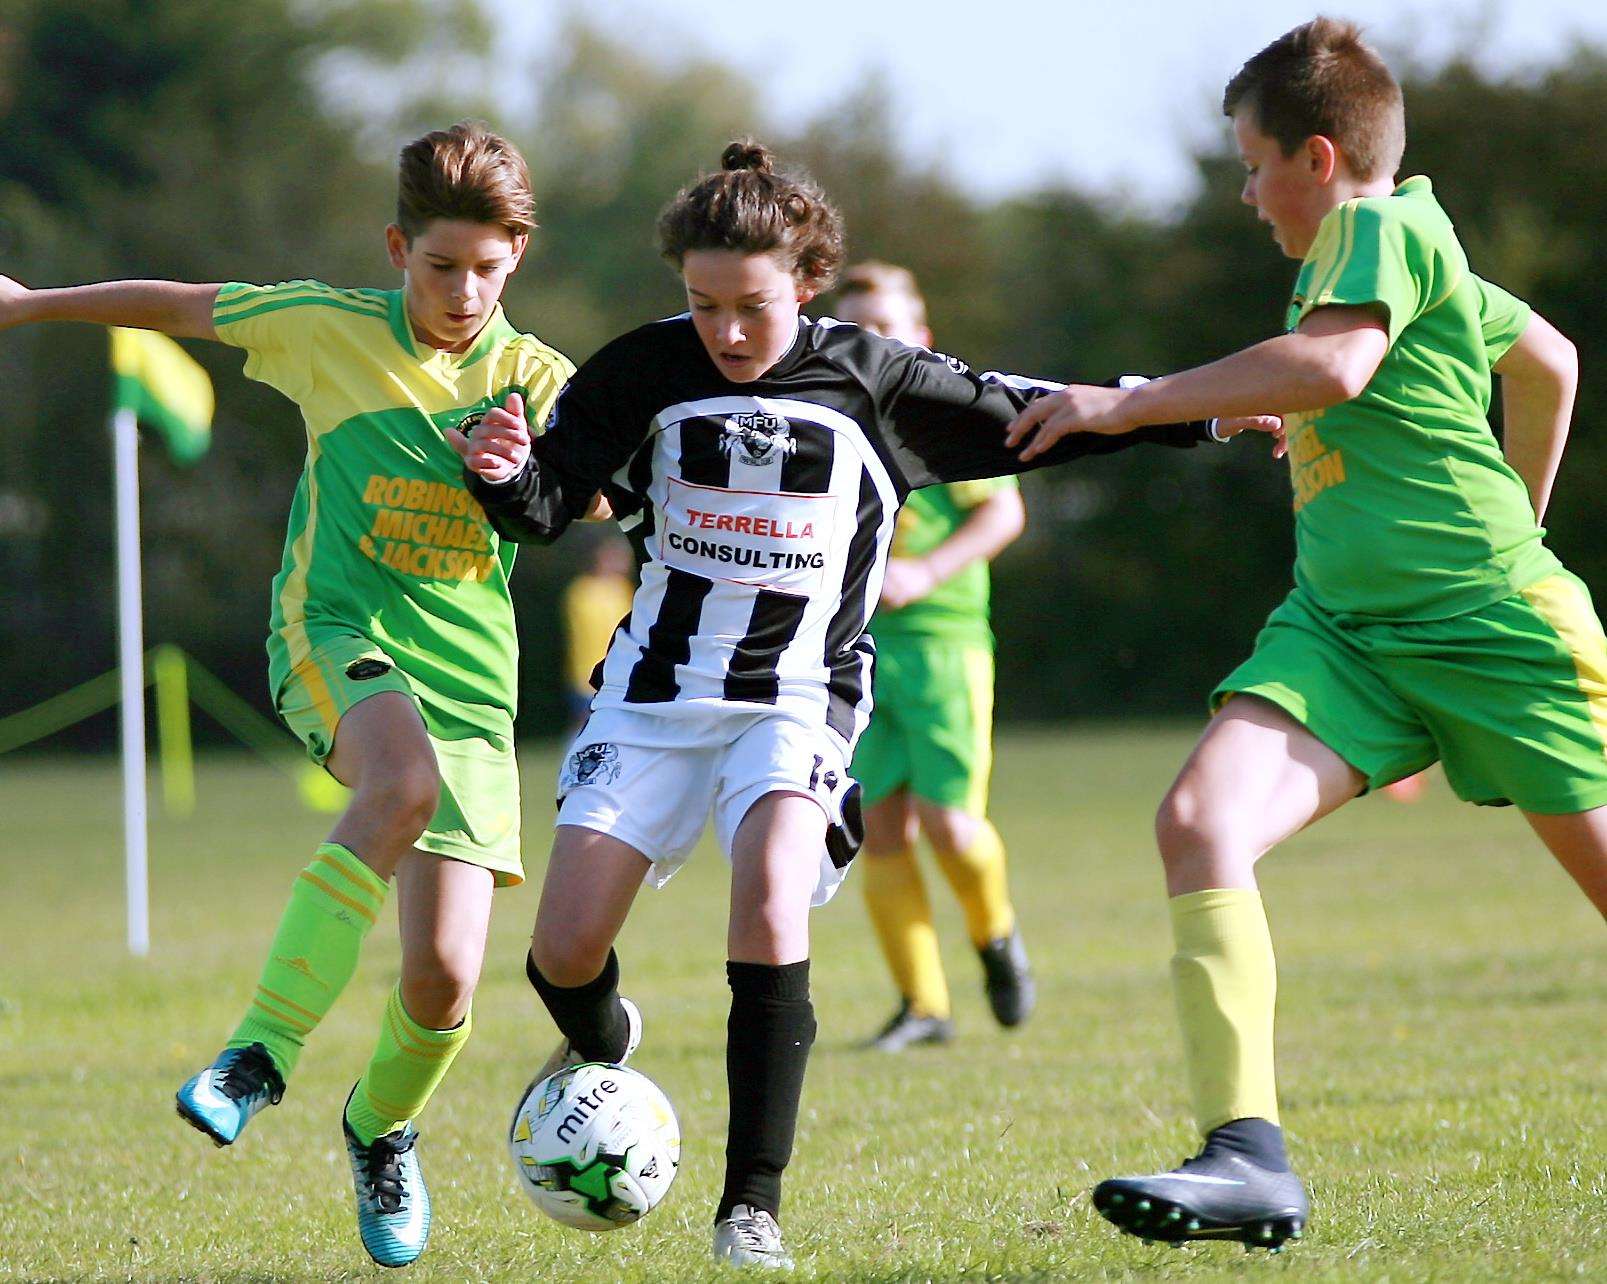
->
[509, 1061, 680, 1231]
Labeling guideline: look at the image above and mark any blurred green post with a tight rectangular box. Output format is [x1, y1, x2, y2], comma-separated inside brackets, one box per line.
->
[152, 644, 196, 818]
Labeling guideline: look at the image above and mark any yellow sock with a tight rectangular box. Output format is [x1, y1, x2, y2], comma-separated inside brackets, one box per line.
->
[1169, 888, 1280, 1134]
[931, 818, 1015, 946]
[860, 846, 950, 1018]
[345, 985, 472, 1144]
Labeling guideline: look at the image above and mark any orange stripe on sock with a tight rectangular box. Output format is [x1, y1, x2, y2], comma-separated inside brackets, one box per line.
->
[251, 996, 315, 1036]
[386, 1000, 459, 1061]
[361, 1084, 415, 1124]
[257, 986, 320, 1025]
[314, 849, 387, 905]
[297, 870, 378, 925]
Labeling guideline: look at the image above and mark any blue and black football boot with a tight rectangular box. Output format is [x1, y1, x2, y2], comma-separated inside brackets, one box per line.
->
[175, 1042, 284, 1146]
[343, 1091, 431, 1269]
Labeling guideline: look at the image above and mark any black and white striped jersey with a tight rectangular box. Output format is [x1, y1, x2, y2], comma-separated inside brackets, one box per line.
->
[469, 314, 1213, 741]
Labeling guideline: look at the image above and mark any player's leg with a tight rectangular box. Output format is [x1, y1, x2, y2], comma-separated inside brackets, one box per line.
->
[910, 642, 1032, 1027]
[714, 791, 824, 1268]
[1094, 694, 1364, 1248]
[917, 801, 1032, 1028]
[860, 788, 953, 1049]
[1524, 808, 1607, 915]
[1414, 573, 1607, 919]
[339, 850, 492, 1267]
[530, 716, 720, 1079]
[525, 825, 650, 1075]
[177, 687, 434, 1146]
[855, 649, 953, 1047]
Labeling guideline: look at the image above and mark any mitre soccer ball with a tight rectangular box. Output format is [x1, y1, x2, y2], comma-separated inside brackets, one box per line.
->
[509, 1062, 680, 1231]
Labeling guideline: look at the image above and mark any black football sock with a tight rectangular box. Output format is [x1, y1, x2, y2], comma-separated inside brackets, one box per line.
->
[717, 959, 815, 1222]
[525, 948, 631, 1063]
[1200, 1116, 1290, 1172]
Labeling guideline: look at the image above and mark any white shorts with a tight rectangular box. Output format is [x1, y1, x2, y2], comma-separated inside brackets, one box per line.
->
[555, 702, 862, 907]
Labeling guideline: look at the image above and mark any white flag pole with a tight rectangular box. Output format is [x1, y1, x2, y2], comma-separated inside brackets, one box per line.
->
[112, 404, 150, 957]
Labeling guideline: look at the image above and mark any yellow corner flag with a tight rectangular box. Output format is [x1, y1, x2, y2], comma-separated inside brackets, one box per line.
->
[109, 327, 214, 465]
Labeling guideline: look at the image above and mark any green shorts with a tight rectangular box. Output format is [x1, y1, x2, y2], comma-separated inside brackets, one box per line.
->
[275, 634, 523, 885]
[1214, 573, 1607, 813]
[854, 635, 995, 813]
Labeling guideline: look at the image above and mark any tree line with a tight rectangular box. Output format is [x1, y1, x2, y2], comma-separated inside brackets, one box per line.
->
[2, 1, 1602, 739]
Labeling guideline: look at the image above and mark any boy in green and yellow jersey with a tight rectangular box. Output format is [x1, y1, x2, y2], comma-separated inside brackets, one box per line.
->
[0, 122, 573, 1268]
[1009, 19, 1606, 1251]
[836, 264, 1035, 1053]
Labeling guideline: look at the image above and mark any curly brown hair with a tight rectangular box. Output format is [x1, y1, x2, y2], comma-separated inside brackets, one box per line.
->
[657, 140, 844, 291]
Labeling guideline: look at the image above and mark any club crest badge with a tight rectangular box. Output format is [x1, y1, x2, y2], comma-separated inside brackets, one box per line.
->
[719, 412, 797, 466]
[563, 742, 621, 789]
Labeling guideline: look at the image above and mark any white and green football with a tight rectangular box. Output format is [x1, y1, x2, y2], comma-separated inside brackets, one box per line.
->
[509, 1061, 680, 1231]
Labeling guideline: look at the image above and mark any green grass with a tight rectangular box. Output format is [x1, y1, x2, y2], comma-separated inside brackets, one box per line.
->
[1, 727, 1602, 1281]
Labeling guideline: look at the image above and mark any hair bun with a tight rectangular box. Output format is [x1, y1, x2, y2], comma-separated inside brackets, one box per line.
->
[720, 140, 773, 174]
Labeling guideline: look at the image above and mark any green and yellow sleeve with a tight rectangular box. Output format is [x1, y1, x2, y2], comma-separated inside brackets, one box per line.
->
[212, 280, 389, 403]
[1296, 202, 1448, 348]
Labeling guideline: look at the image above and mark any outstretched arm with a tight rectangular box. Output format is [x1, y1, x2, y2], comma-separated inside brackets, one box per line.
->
[1006, 305, 1385, 460]
[0, 274, 221, 340]
[1494, 311, 1577, 523]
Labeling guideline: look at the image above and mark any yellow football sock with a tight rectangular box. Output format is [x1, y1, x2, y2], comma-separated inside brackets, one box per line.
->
[1169, 888, 1280, 1134]
[229, 842, 388, 1079]
[345, 984, 473, 1144]
[931, 818, 1015, 946]
[860, 846, 950, 1019]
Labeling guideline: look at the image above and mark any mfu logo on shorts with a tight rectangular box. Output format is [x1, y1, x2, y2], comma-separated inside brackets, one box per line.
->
[563, 742, 621, 790]
[719, 412, 796, 466]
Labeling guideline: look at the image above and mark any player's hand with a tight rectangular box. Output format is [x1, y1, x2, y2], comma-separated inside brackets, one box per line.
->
[445, 391, 531, 484]
[1004, 384, 1136, 461]
[1216, 414, 1287, 458]
[0, 275, 33, 331]
[879, 557, 937, 610]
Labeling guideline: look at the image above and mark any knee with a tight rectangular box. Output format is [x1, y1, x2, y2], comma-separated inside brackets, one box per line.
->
[360, 758, 441, 842]
[1154, 779, 1233, 868]
[921, 809, 979, 857]
[729, 895, 807, 965]
[862, 796, 915, 854]
[530, 932, 612, 988]
[401, 943, 479, 1028]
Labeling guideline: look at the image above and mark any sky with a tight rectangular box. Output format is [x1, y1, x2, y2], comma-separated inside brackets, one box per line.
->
[491, 0, 1607, 209]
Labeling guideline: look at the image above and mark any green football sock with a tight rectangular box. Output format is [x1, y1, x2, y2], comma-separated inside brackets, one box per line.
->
[228, 842, 389, 1079]
[345, 984, 472, 1144]
[1169, 887, 1281, 1135]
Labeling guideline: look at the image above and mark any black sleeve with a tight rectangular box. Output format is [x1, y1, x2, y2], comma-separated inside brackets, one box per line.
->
[877, 346, 1212, 491]
[466, 331, 654, 544]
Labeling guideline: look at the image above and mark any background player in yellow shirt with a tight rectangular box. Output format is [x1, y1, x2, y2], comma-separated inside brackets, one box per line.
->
[1009, 19, 1606, 1251]
[835, 263, 1035, 1052]
[0, 122, 572, 1268]
[560, 535, 637, 732]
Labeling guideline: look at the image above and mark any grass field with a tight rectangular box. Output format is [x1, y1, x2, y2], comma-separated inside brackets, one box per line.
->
[1, 728, 1602, 1281]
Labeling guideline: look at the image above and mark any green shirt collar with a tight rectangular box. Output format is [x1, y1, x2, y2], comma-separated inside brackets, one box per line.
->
[385, 290, 514, 369]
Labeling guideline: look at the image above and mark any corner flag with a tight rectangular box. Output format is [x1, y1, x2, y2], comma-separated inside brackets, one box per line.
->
[107, 326, 216, 955]
[109, 327, 214, 464]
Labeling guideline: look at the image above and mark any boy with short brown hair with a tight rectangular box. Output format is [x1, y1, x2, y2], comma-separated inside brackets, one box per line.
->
[1008, 17, 1603, 1251]
[0, 120, 573, 1268]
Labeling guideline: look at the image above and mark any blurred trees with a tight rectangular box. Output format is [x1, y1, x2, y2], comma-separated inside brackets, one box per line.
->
[2, 3, 1602, 736]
